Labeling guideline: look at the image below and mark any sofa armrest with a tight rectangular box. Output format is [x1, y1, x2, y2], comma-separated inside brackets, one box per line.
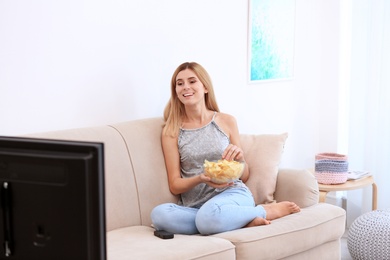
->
[274, 168, 319, 208]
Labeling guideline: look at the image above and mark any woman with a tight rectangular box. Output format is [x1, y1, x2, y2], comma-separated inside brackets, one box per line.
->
[151, 62, 300, 235]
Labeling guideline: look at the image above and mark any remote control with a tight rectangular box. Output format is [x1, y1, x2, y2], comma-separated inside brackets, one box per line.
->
[154, 230, 174, 239]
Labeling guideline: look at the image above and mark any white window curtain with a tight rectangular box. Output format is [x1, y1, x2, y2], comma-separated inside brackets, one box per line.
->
[347, 0, 390, 221]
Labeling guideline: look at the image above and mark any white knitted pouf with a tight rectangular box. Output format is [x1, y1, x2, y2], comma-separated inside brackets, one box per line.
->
[348, 209, 390, 260]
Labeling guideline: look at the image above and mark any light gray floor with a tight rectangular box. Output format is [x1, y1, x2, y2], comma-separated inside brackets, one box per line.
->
[341, 229, 352, 260]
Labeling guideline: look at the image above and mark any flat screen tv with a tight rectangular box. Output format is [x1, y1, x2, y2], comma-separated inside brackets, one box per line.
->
[0, 136, 106, 259]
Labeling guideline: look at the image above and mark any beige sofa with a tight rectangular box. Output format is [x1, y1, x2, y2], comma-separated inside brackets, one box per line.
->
[28, 117, 346, 259]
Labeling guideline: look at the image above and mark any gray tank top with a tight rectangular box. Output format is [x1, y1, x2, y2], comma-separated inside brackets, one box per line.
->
[177, 112, 243, 208]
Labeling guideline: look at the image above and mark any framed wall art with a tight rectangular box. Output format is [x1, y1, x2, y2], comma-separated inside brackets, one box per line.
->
[248, 0, 296, 82]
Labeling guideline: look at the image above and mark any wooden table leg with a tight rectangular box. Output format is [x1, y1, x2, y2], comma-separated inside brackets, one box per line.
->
[372, 182, 378, 210]
[319, 191, 328, 203]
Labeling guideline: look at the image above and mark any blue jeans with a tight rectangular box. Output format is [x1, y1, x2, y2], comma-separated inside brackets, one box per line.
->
[151, 187, 266, 235]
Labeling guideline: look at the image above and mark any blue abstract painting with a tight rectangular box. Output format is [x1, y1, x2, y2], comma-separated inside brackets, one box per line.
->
[249, 0, 295, 82]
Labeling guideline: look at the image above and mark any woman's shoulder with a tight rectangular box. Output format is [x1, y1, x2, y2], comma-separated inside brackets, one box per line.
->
[215, 112, 238, 132]
[215, 112, 237, 124]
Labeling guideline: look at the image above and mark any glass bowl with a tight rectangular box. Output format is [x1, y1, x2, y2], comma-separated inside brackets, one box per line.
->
[203, 159, 245, 184]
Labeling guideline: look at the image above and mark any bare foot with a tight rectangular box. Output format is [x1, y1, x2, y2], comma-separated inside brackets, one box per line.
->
[245, 217, 271, 228]
[262, 201, 300, 220]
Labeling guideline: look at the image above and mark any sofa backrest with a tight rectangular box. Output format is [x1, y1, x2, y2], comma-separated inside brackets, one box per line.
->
[110, 118, 178, 227]
[25, 125, 145, 232]
[25, 117, 290, 231]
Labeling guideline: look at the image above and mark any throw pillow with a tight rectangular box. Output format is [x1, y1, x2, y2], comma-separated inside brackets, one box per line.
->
[240, 133, 288, 205]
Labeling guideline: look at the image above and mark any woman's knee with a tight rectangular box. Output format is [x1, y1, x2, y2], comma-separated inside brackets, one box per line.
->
[151, 203, 173, 228]
[195, 204, 224, 235]
[151, 203, 199, 235]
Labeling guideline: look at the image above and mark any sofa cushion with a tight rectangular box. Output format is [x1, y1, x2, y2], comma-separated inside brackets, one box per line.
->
[240, 133, 288, 205]
[212, 203, 346, 260]
[107, 226, 236, 260]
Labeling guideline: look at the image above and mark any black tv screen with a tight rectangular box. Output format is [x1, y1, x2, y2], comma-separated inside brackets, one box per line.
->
[0, 136, 106, 259]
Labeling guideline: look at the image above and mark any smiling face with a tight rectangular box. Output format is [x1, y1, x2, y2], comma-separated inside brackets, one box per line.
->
[175, 69, 208, 107]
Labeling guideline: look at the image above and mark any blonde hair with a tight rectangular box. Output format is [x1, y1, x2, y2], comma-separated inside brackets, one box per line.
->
[163, 62, 220, 137]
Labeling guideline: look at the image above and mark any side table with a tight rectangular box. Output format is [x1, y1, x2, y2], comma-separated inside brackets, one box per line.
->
[317, 176, 377, 210]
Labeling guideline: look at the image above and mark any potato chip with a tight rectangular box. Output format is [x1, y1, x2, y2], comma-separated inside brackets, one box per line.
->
[203, 159, 244, 184]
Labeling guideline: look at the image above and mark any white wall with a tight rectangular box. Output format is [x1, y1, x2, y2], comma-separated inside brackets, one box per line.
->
[0, 0, 341, 169]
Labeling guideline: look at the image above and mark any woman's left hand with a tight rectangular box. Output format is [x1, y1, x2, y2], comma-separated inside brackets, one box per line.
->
[200, 173, 233, 189]
[222, 144, 244, 162]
